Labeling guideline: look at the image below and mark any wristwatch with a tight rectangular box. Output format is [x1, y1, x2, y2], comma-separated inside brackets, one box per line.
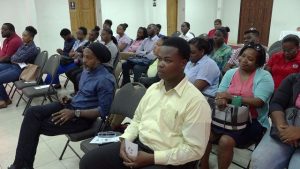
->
[74, 109, 81, 118]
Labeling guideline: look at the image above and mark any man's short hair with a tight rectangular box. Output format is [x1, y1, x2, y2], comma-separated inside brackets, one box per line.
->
[3, 23, 15, 32]
[282, 34, 300, 46]
[162, 37, 190, 60]
[25, 26, 37, 38]
[78, 26, 88, 35]
[214, 19, 222, 24]
[156, 24, 161, 30]
[244, 27, 260, 37]
[104, 19, 113, 27]
[60, 28, 71, 37]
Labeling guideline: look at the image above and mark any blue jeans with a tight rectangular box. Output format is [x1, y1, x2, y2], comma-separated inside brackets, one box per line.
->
[251, 129, 300, 169]
[45, 63, 76, 85]
[0, 63, 22, 100]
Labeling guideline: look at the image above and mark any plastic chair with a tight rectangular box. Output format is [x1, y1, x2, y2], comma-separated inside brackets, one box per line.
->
[21, 54, 60, 115]
[79, 82, 146, 154]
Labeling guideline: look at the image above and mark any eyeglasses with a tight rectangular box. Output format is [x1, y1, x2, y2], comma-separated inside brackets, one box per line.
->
[245, 42, 263, 52]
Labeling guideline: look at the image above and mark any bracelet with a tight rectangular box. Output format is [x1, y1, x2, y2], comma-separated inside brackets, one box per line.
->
[231, 96, 242, 107]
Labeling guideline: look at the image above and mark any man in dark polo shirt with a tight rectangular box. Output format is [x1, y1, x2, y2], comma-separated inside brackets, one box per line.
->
[0, 23, 22, 62]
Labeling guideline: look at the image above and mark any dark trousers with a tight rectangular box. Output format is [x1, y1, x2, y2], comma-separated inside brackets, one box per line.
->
[13, 102, 93, 169]
[121, 61, 148, 86]
[80, 142, 197, 169]
[66, 66, 83, 92]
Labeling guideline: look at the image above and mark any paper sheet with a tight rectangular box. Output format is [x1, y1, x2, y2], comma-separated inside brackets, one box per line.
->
[89, 136, 120, 144]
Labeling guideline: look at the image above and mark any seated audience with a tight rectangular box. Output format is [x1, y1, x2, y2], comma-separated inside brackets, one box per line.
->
[66, 26, 101, 93]
[45, 26, 88, 88]
[116, 23, 132, 52]
[56, 28, 76, 56]
[179, 22, 195, 41]
[79, 37, 211, 169]
[8, 43, 116, 169]
[251, 73, 300, 169]
[0, 23, 22, 62]
[121, 24, 159, 86]
[0, 26, 38, 109]
[185, 37, 220, 96]
[223, 28, 269, 73]
[127, 27, 148, 53]
[139, 36, 169, 88]
[211, 27, 232, 71]
[101, 28, 119, 71]
[201, 43, 274, 169]
[265, 34, 300, 90]
[156, 24, 164, 38]
[208, 19, 228, 43]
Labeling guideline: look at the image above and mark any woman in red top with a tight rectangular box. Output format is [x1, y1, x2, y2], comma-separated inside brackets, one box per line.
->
[266, 34, 300, 90]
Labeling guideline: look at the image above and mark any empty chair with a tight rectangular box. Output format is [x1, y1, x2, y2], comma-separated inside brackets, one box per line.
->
[21, 54, 60, 114]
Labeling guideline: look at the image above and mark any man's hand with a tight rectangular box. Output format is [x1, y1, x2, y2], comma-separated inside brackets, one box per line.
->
[60, 96, 71, 105]
[279, 125, 300, 147]
[57, 48, 63, 55]
[51, 109, 75, 125]
[123, 151, 154, 168]
[119, 139, 133, 163]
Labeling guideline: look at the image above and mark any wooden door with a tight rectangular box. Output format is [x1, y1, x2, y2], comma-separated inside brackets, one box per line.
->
[238, 0, 273, 46]
[68, 0, 96, 35]
[167, 0, 178, 36]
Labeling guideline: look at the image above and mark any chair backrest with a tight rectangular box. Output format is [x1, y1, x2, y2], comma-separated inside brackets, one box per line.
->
[268, 40, 282, 57]
[34, 51, 48, 70]
[109, 82, 146, 119]
[42, 54, 60, 84]
[36, 47, 41, 54]
[113, 51, 120, 72]
[171, 31, 181, 37]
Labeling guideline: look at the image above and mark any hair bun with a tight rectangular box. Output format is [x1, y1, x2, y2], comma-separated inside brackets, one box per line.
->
[94, 26, 100, 32]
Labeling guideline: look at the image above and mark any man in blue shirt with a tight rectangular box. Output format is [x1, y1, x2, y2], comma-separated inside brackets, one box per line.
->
[0, 26, 39, 109]
[8, 43, 116, 169]
[56, 28, 76, 56]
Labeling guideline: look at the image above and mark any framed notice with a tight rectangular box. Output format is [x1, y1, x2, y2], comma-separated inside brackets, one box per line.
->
[69, 1, 76, 10]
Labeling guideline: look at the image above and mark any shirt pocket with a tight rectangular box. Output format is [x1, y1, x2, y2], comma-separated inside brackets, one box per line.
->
[160, 107, 182, 132]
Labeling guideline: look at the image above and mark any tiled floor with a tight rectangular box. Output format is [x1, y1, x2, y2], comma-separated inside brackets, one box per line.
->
[0, 81, 250, 169]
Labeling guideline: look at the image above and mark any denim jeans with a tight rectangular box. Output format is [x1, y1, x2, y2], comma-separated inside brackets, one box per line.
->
[45, 62, 77, 85]
[0, 63, 22, 100]
[251, 129, 300, 169]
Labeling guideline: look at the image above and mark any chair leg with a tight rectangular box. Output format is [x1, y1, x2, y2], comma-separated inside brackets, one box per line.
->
[8, 84, 15, 97]
[23, 98, 33, 115]
[16, 93, 24, 107]
[10, 87, 17, 99]
[68, 144, 81, 159]
[59, 139, 70, 160]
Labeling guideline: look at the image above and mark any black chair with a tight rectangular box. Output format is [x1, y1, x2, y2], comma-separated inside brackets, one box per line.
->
[79, 82, 146, 154]
[12, 51, 48, 107]
[267, 40, 282, 57]
[21, 54, 60, 115]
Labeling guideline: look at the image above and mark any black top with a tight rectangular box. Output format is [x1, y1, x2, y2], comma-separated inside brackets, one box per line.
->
[270, 73, 300, 114]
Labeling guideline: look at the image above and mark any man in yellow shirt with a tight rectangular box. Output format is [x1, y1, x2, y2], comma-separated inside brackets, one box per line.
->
[80, 37, 211, 169]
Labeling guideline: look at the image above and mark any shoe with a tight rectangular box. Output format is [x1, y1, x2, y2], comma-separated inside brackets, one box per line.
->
[0, 100, 7, 109]
[6, 99, 12, 105]
[8, 164, 32, 169]
[53, 84, 62, 89]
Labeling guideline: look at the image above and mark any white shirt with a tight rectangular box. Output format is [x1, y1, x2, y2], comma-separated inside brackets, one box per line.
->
[179, 31, 195, 41]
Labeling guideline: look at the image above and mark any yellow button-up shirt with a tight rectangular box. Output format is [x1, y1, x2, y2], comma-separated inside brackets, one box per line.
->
[121, 77, 211, 165]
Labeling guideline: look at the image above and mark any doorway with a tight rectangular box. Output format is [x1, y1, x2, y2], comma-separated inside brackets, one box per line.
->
[238, 0, 274, 46]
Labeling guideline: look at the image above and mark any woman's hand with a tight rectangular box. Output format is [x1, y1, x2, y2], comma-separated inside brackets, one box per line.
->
[215, 92, 233, 110]
[279, 125, 300, 147]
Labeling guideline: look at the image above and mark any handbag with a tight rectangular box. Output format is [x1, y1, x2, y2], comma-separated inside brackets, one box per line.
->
[19, 64, 39, 82]
[270, 107, 300, 141]
[212, 104, 251, 131]
[127, 56, 152, 66]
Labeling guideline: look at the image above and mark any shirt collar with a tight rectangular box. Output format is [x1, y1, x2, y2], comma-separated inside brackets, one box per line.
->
[149, 35, 159, 41]
[156, 77, 188, 97]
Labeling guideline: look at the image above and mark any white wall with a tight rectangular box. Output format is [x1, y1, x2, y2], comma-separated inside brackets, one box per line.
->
[100, 0, 167, 39]
[185, 0, 218, 37]
[269, 0, 300, 45]
[221, 0, 241, 44]
[34, 0, 71, 55]
[0, 0, 70, 55]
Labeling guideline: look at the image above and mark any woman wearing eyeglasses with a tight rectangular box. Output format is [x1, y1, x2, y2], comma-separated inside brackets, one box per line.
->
[265, 34, 300, 90]
[201, 43, 274, 169]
